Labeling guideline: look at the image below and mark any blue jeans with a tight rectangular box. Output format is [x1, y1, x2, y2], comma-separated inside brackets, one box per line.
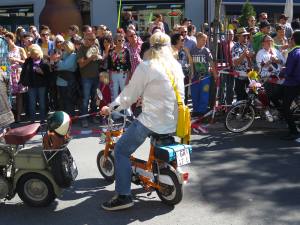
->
[110, 72, 127, 101]
[28, 87, 46, 121]
[114, 120, 153, 195]
[81, 77, 99, 115]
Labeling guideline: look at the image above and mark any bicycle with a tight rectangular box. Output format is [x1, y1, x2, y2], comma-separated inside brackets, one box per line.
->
[96, 112, 192, 205]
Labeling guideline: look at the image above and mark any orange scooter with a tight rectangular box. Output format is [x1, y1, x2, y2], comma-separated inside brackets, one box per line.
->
[96, 112, 192, 205]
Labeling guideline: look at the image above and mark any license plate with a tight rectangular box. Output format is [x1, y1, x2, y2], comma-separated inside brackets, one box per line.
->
[176, 148, 191, 166]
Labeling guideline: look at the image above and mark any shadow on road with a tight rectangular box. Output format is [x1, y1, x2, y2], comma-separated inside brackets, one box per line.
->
[187, 123, 300, 224]
[0, 177, 174, 225]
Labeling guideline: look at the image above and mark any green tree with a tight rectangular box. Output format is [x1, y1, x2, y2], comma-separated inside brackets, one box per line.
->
[239, 0, 256, 27]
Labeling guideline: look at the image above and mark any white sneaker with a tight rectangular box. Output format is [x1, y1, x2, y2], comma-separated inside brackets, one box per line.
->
[264, 110, 274, 122]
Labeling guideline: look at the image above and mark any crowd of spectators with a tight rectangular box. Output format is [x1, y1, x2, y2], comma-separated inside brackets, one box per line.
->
[0, 12, 300, 139]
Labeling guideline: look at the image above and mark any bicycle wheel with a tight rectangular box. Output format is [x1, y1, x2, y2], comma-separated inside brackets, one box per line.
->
[225, 103, 255, 133]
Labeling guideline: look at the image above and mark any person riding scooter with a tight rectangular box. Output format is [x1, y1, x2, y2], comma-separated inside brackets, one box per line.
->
[100, 32, 185, 211]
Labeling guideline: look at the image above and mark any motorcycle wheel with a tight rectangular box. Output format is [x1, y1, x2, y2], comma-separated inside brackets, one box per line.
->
[156, 168, 183, 205]
[17, 173, 56, 207]
[96, 150, 115, 182]
[225, 103, 255, 133]
[50, 148, 75, 188]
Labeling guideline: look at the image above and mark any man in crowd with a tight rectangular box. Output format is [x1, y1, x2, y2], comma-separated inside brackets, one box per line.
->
[232, 27, 254, 101]
[29, 25, 40, 44]
[246, 16, 259, 34]
[68, 25, 81, 44]
[253, 20, 271, 53]
[278, 14, 293, 39]
[180, 26, 196, 51]
[77, 32, 102, 128]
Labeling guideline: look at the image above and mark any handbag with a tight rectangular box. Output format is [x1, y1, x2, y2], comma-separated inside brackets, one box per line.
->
[163, 63, 191, 144]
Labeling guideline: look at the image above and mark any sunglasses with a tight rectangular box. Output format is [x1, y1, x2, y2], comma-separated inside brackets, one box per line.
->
[41, 33, 49, 36]
[117, 39, 125, 42]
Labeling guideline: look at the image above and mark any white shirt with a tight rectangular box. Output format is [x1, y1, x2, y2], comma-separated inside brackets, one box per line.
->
[256, 48, 285, 78]
[110, 60, 185, 134]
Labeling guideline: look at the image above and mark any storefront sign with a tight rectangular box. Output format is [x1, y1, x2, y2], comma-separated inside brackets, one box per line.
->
[168, 10, 182, 17]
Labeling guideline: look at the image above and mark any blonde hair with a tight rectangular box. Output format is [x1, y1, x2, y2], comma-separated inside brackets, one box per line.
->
[144, 32, 179, 72]
[63, 41, 75, 54]
[4, 32, 15, 42]
[195, 32, 207, 40]
[29, 44, 43, 59]
[144, 32, 171, 60]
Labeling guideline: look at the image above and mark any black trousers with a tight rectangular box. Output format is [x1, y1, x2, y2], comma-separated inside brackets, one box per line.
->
[234, 78, 249, 101]
[282, 85, 300, 134]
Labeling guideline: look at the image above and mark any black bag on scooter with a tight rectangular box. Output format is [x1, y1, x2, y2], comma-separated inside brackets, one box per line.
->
[50, 148, 77, 188]
[43, 131, 77, 188]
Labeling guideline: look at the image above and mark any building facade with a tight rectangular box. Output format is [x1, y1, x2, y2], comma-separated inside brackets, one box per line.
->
[0, 0, 298, 33]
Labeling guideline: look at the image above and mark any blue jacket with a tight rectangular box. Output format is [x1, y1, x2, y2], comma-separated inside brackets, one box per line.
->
[284, 47, 300, 86]
[56, 52, 77, 72]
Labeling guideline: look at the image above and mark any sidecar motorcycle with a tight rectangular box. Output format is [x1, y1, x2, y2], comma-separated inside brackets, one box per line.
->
[0, 111, 78, 207]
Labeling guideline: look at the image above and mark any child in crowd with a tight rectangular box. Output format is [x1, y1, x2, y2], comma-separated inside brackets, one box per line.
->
[190, 32, 217, 115]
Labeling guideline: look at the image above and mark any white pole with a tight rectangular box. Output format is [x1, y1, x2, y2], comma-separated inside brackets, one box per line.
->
[284, 0, 293, 23]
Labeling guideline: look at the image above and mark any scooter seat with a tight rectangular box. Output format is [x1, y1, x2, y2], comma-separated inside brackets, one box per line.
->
[4, 123, 40, 145]
[150, 133, 175, 146]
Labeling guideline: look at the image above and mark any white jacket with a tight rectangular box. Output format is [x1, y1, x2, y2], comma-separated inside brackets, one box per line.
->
[110, 60, 185, 134]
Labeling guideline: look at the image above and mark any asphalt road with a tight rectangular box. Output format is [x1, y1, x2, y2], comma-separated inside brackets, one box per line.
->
[1, 120, 300, 225]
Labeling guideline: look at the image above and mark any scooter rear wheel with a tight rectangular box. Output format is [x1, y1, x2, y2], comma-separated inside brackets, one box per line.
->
[17, 173, 56, 207]
[96, 150, 115, 182]
[156, 168, 183, 205]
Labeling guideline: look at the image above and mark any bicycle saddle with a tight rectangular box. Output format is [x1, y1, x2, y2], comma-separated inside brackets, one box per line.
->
[4, 123, 40, 145]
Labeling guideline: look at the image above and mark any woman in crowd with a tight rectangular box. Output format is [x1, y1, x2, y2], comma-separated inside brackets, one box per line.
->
[273, 24, 289, 58]
[55, 41, 78, 116]
[107, 33, 131, 102]
[15, 26, 26, 47]
[20, 44, 50, 122]
[171, 33, 192, 104]
[256, 35, 285, 121]
[49, 34, 65, 111]
[5, 32, 27, 122]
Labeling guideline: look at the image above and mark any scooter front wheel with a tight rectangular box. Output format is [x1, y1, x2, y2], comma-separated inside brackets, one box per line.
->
[96, 150, 115, 182]
[156, 168, 183, 205]
[17, 173, 56, 207]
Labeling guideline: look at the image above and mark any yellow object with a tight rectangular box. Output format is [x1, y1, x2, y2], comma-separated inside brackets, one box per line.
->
[248, 70, 259, 81]
[203, 84, 210, 92]
[163, 63, 191, 144]
[0, 65, 7, 72]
